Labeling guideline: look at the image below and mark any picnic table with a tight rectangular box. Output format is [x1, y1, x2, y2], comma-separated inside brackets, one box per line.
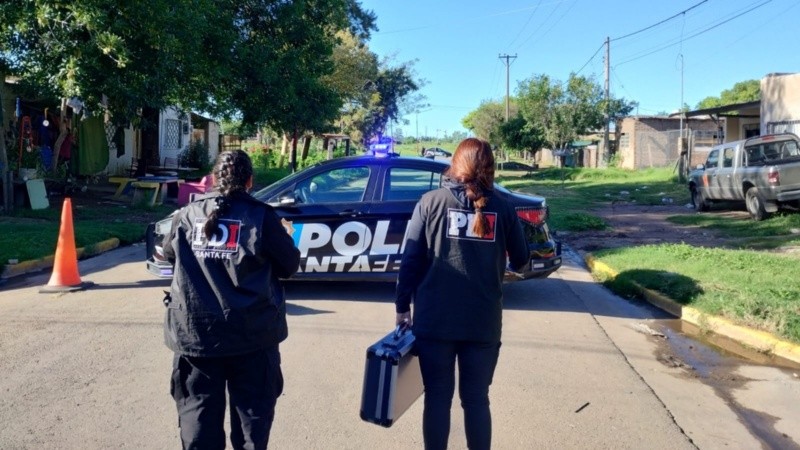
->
[131, 176, 184, 206]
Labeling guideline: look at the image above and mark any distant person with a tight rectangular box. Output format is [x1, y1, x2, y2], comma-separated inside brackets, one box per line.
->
[162, 149, 300, 450]
[421, 146, 427, 157]
[395, 137, 529, 450]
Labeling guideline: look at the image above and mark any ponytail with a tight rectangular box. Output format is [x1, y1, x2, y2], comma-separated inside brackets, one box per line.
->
[203, 150, 253, 240]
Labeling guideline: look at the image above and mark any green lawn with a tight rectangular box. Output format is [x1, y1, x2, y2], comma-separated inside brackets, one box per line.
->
[495, 164, 800, 344]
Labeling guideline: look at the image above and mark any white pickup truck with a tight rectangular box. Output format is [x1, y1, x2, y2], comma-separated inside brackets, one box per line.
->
[688, 133, 800, 220]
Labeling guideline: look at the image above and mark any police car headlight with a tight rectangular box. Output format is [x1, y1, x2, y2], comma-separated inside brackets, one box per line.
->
[154, 217, 174, 236]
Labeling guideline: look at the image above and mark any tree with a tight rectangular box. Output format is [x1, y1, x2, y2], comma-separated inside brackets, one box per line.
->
[500, 113, 545, 158]
[461, 100, 510, 148]
[1, 1, 379, 174]
[516, 73, 634, 151]
[696, 79, 760, 109]
[0, 0, 377, 128]
[352, 61, 420, 145]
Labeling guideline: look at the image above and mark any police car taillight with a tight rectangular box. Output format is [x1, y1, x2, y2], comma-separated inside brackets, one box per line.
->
[516, 207, 546, 225]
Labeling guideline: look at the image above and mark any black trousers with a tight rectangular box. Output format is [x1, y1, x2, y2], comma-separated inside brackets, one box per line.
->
[170, 346, 283, 450]
[415, 338, 501, 450]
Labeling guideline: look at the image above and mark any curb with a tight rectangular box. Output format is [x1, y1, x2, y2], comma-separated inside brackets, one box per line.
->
[584, 253, 800, 367]
[1, 238, 121, 280]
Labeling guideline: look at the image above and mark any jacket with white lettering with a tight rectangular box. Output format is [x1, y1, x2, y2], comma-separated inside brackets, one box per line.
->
[162, 191, 300, 357]
[395, 177, 528, 343]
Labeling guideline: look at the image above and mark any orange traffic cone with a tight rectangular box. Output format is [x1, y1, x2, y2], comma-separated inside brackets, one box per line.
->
[40, 198, 93, 293]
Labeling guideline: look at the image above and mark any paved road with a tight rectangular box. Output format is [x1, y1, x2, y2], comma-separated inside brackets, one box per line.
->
[0, 245, 798, 449]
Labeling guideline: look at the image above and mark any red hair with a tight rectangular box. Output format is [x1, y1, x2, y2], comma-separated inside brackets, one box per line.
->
[446, 138, 495, 237]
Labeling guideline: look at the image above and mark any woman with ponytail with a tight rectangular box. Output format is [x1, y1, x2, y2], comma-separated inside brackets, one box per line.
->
[162, 149, 299, 449]
[395, 138, 529, 450]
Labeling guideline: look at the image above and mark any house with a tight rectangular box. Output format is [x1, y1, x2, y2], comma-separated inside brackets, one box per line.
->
[679, 72, 800, 166]
[761, 72, 800, 135]
[109, 107, 220, 177]
[1, 79, 218, 177]
[615, 115, 718, 170]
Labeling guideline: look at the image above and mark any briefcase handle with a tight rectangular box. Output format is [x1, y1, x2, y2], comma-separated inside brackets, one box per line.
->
[393, 320, 411, 340]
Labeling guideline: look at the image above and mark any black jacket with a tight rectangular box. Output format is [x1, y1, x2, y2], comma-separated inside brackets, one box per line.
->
[163, 191, 300, 357]
[395, 178, 528, 343]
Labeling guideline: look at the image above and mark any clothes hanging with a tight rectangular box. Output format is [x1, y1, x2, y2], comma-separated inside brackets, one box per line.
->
[77, 116, 109, 175]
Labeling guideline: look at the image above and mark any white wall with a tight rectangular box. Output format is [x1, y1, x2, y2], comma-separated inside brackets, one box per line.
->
[159, 106, 190, 162]
[762, 73, 800, 134]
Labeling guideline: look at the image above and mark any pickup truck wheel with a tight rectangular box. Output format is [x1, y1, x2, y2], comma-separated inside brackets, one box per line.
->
[745, 187, 769, 221]
[691, 188, 709, 212]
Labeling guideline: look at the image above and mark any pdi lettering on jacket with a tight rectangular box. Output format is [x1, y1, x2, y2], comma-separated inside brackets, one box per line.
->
[191, 218, 242, 259]
[447, 208, 497, 241]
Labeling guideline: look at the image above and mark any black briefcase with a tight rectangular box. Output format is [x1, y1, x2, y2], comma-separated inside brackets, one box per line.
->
[359, 325, 424, 427]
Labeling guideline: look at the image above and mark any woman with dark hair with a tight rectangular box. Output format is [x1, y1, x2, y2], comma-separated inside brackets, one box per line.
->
[162, 149, 299, 450]
[395, 138, 529, 450]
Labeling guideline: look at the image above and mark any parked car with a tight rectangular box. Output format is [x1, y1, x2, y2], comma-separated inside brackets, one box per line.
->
[424, 147, 452, 158]
[146, 153, 562, 281]
[688, 133, 800, 220]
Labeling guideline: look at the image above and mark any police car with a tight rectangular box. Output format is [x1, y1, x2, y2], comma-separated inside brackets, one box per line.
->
[145, 152, 562, 282]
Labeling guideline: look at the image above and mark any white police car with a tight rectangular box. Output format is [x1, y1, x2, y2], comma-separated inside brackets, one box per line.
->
[145, 152, 562, 281]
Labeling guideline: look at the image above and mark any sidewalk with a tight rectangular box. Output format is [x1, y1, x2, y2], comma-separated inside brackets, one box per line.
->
[584, 253, 800, 367]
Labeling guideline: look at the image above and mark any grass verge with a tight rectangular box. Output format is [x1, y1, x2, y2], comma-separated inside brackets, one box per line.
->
[494, 163, 800, 344]
[497, 166, 688, 232]
[594, 243, 800, 344]
[1, 200, 176, 264]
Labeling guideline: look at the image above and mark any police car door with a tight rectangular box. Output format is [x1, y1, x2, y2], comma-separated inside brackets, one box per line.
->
[276, 164, 385, 277]
[369, 161, 445, 273]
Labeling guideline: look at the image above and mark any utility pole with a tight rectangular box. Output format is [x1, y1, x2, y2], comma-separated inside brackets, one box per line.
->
[499, 53, 517, 164]
[499, 54, 517, 121]
[602, 37, 610, 166]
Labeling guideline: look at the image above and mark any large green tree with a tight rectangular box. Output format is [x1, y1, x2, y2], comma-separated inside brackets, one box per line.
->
[0, 0, 376, 129]
[461, 100, 510, 148]
[351, 60, 420, 145]
[516, 73, 634, 151]
[696, 79, 760, 109]
[500, 113, 545, 158]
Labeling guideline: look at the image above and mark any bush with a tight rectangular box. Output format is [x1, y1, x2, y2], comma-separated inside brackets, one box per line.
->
[180, 140, 211, 171]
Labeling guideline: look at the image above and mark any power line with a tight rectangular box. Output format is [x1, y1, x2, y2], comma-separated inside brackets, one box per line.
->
[615, 0, 772, 67]
[611, 0, 709, 42]
[574, 42, 605, 76]
[506, 0, 544, 49]
[515, 0, 564, 50]
[374, 2, 568, 35]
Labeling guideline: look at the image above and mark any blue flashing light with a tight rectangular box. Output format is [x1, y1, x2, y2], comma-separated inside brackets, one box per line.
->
[368, 136, 394, 158]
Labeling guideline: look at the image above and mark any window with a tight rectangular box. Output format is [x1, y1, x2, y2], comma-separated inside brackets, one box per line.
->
[705, 149, 719, 168]
[743, 123, 760, 138]
[384, 168, 442, 201]
[294, 167, 370, 204]
[164, 119, 182, 150]
[722, 147, 735, 168]
[745, 145, 765, 165]
[619, 134, 630, 149]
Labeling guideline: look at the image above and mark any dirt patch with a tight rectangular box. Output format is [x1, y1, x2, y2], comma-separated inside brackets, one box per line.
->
[558, 202, 750, 255]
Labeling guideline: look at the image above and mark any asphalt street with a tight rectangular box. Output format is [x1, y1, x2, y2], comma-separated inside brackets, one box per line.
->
[0, 244, 798, 449]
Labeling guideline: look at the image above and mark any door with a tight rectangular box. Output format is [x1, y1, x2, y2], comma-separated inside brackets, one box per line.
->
[701, 149, 720, 199]
[271, 165, 386, 277]
[714, 145, 738, 200]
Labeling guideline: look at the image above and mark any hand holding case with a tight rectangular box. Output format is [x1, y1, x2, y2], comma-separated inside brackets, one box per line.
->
[359, 325, 423, 427]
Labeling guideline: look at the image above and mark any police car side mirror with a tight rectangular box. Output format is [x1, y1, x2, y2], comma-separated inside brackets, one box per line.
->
[278, 191, 298, 206]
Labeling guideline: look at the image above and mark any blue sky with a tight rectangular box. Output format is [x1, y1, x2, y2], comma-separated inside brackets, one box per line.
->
[361, 0, 800, 140]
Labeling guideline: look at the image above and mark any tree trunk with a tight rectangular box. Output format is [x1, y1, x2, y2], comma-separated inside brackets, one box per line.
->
[290, 128, 298, 173]
[278, 132, 289, 169]
[301, 135, 311, 161]
[0, 74, 10, 213]
[51, 98, 69, 172]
